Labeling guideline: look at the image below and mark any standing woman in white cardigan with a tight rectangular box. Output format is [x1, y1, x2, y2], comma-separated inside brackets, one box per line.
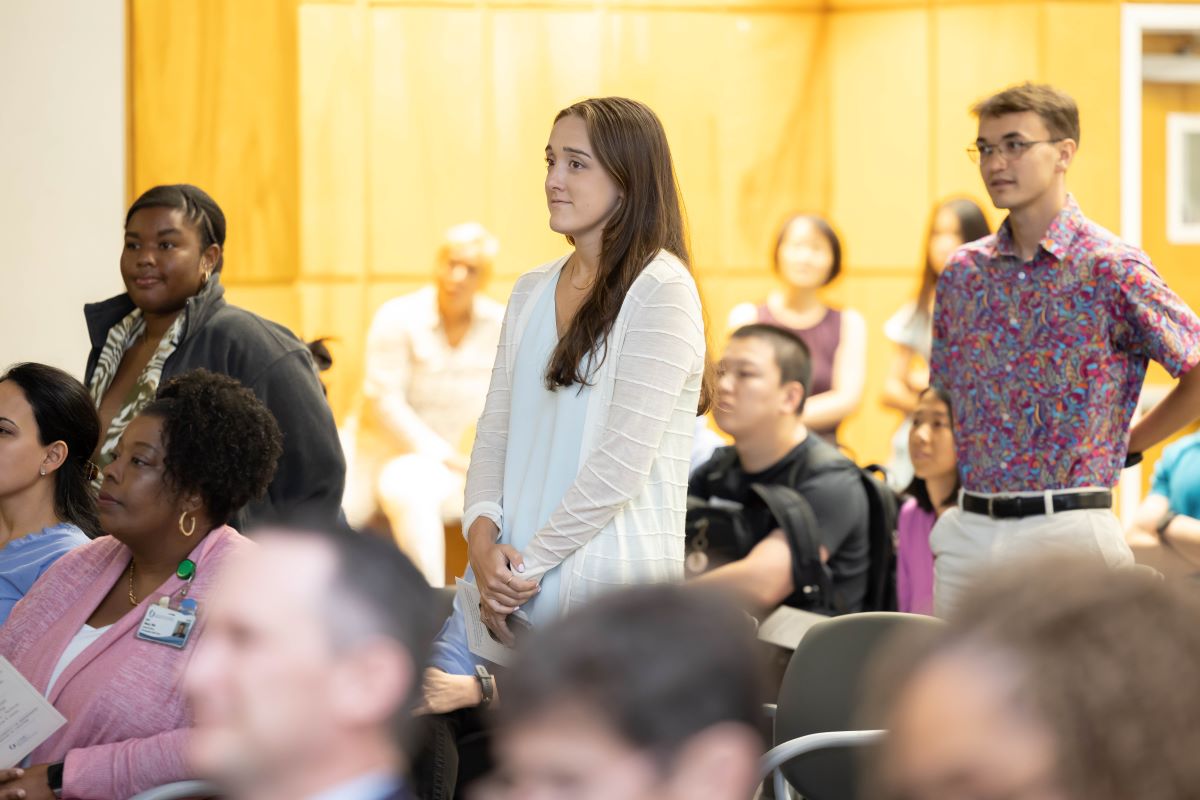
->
[413, 97, 711, 799]
[469, 94, 712, 641]
[421, 96, 711, 697]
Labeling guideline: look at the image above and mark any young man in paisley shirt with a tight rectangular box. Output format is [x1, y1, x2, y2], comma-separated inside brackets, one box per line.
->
[929, 82, 1200, 615]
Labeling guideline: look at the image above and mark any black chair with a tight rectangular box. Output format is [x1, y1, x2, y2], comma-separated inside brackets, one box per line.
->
[762, 612, 943, 799]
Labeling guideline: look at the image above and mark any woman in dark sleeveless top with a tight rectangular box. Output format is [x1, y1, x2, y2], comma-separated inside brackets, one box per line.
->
[729, 214, 865, 443]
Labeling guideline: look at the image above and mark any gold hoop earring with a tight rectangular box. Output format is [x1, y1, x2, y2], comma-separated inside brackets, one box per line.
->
[179, 511, 197, 537]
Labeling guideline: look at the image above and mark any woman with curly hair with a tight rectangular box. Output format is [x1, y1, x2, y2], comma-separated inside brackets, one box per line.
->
[0, 369, 281, 800]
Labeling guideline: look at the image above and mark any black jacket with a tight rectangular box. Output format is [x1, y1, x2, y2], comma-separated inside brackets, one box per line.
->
[84, 276, 346, 530]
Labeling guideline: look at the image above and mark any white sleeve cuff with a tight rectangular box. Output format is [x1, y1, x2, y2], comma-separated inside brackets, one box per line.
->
[462, 503, 503, 540]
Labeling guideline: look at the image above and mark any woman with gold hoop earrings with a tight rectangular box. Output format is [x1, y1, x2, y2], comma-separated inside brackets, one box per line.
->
[0, 369, 280, 800]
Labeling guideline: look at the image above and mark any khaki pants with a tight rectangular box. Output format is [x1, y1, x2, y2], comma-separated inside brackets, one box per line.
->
[930, 497, 1133, 618]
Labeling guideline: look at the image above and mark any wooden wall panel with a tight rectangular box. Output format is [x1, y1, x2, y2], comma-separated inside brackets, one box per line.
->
[129, 0, 299, 285]
[828, 9, 930, 271]
[1043, 2, 1121, 230]
[299, 4, 367, 279]
[824, 9, 929, 462]
[369, 7, 490, 278]
[931, 3, 1040, 233]
[484, 9, 605, 279]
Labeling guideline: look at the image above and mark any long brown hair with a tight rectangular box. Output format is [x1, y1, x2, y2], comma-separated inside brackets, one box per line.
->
[545, 97, 715, 413]
[915, 198, 990, 312]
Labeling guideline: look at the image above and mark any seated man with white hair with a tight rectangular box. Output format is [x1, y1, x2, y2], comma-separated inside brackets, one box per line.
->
[344, 223, 504, 585]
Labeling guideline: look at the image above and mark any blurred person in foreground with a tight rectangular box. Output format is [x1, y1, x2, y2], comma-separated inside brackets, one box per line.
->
[483, 584, 764, 800]
[872, 558, 1200, 800]
[186, 525, 433, 800]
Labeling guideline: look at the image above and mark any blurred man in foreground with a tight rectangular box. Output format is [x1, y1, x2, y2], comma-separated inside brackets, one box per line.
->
[487, 584, 766, 800]
[186, 526, 433, 800]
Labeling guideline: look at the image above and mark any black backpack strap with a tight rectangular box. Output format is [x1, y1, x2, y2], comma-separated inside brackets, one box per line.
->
[749, 482, 838, 614]
[858, 463, 900, 612]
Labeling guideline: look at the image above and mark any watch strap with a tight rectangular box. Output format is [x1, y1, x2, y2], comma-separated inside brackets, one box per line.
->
[474, 664, 494, 707]
[47, 760, 64, 798]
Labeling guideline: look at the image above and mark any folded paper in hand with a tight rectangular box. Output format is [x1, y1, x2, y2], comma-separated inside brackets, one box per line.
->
[0, 656, 66, 769]
[457, 578, 533, 668]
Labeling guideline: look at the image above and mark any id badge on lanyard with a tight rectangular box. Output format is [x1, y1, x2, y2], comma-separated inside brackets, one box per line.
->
[136, 558, 199, 649]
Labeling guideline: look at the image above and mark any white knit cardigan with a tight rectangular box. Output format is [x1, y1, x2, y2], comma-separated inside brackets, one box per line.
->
[463, 250, 706, 613]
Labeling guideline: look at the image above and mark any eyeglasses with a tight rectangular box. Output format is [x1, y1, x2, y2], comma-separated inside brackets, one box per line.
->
[966, 138, 1064, 164]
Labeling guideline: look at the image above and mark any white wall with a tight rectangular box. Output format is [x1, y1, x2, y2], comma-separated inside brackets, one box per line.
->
[0, 0, 125, 378]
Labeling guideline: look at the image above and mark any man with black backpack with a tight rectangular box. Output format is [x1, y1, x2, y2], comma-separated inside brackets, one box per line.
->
[689, 324, 873, 615]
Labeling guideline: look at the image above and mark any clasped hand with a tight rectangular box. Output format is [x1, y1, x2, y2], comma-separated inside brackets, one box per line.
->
[467, 520, 538, 647]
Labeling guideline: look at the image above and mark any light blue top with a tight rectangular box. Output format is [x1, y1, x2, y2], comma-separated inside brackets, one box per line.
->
[0, 522, 89, 625]
[430, 274, 590, 674]
[1151, 431, 1200, 519]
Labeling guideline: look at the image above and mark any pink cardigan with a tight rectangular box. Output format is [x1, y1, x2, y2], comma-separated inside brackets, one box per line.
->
[0, 526, 251, 800]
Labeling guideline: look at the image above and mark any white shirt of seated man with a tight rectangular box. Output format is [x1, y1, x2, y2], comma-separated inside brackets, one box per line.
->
[345, 223, 504, 586]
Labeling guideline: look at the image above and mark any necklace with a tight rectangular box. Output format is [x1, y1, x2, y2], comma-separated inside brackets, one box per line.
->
[127, 560, 139, 606]
[127, 557, 198, 607]
[566, 255, 595, 291]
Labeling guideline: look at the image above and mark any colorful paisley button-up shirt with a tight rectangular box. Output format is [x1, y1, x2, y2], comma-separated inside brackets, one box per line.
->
[931, 195, 1200, 493]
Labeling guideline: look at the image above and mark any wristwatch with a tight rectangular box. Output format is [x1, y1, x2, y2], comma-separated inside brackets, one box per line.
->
[474, 664, 495, 708]
[47, 761, 64, 798]
[1157, 511, 1180, 542]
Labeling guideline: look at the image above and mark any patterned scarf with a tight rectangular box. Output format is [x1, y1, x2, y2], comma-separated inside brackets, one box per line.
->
[88, 308, 187, 474]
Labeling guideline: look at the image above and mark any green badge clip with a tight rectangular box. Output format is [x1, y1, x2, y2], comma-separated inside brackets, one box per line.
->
[176, 559, 196, 581]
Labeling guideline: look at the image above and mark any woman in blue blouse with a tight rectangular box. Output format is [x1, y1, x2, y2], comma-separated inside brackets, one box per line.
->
[0, 363, 98, 622]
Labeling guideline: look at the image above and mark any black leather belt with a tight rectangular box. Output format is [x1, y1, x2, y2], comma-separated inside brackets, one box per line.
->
[961, 490, 1112, 519]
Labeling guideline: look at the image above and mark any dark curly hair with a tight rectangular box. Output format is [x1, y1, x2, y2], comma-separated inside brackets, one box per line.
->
[141, 370, 282, 526]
